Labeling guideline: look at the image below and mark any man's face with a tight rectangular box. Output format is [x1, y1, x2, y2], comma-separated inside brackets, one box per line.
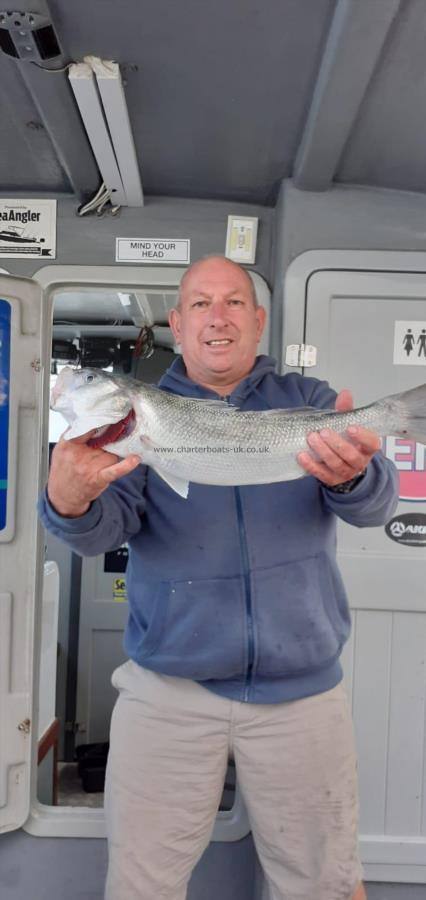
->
[169, 258, 266, 390]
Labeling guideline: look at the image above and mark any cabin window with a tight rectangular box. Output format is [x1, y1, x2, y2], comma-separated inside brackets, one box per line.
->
[41, 285, 181, 813]
[30, 267, 270, 837]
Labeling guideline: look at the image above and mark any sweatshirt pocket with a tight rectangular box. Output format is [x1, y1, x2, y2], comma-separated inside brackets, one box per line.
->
[253, 553, 349, 677]
[134, 576, 247, 679]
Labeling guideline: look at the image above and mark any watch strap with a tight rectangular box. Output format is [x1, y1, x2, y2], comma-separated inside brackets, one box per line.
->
[322, 469, 367, 493]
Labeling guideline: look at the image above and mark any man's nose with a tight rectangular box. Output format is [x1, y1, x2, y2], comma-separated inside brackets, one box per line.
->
[208, 302, 229, 326]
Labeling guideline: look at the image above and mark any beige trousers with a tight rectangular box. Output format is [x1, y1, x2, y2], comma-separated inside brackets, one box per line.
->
[104, 661, 363, 900]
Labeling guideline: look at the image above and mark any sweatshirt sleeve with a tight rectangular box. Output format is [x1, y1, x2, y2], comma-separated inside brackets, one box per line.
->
[305, 377, 400, 527]
[320, 453, 399, 527]
[38, 464, 148, 556]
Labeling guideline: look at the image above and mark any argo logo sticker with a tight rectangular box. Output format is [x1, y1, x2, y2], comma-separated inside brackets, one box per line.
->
[385, 513, 426, 546]
[382, 437, 426, 501]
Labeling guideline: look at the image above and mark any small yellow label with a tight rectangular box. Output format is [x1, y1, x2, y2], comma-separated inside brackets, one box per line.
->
[113, 577, 127, 603]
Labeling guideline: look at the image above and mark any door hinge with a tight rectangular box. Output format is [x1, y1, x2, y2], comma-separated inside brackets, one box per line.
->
[17, 718, 31, 734]
[284, 344, 317, 368]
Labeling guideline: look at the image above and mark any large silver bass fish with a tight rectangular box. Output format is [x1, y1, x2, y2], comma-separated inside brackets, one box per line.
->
[50, 367, 426, 498]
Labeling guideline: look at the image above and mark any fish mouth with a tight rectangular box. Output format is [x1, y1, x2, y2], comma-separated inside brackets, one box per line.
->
[87, 408, 136, 450]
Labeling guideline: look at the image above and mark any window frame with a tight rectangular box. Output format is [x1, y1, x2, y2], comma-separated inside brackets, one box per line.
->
[24, 264, 270, 840]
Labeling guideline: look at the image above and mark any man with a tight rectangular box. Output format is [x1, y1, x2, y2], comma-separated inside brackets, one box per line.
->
[40, 256, 399, 900]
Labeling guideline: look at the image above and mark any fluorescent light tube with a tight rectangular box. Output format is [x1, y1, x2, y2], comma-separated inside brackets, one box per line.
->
[86, 57, 144, 207]
[118, 292, 132, 307]
[68, 62, 127, 206]
[133, 291, 153, 325]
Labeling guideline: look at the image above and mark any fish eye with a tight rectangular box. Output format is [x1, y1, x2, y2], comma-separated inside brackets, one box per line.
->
[84, 372, 96, 384]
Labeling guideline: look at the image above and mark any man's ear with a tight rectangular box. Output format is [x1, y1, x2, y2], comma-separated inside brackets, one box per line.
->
[169, 308, 181, 343]
[255, 306, 267, 341]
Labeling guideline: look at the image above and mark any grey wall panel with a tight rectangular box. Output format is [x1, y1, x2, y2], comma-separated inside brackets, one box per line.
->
[270, 179, 426, 361]
[280, 181, 426, 264]
[0, 195, 274, 284]
[0, 831, 258, 900]
[366, 887, 426, 899]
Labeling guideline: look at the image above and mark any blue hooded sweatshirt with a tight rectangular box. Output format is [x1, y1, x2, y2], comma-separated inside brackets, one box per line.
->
[39, 355, 399, 703]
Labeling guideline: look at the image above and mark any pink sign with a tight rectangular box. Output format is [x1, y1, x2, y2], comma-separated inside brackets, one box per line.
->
[383, 437, 426, 501]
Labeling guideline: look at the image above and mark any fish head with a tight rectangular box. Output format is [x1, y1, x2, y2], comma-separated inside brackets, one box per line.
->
[50, 366, 135, 446]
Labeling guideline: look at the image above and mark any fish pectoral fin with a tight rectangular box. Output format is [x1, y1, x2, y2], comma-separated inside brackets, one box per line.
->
[153, 466, 189, 499]
[140, 434, 154, 450]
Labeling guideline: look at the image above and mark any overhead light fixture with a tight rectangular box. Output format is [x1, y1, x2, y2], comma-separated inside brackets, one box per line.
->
[68, 56, 143, 208]
[133, 291, 153, 326]
[117, 292, 132, 308]
[118, 291, 153, 328]
[86, 57, 144, 208]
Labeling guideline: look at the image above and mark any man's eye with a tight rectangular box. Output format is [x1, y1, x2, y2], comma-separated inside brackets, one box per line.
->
[228, 298, 243, 305]
[193, 300, 208, 308]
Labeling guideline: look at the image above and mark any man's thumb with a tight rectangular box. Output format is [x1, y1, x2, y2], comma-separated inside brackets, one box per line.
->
[335, 389, 353, 413]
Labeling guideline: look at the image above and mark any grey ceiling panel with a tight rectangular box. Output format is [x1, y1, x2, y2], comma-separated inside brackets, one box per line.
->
[294, 0, 402, 191]
[337, 0, 426, 193]
[7, 0, 426, 204]
[18, 61, 102, 200]
[42, 0, 337, 204]
[0, 56, 70, 192]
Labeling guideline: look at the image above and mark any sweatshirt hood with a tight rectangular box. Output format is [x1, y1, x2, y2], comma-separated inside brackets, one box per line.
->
[158, 354, 277, 403]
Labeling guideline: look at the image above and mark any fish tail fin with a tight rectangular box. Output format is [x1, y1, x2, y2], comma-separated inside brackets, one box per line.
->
[388, 383, 426, 444]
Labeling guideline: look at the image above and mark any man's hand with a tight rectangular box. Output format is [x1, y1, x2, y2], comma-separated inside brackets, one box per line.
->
[297, 389, 381, 487]
[47, 431, 141, 517]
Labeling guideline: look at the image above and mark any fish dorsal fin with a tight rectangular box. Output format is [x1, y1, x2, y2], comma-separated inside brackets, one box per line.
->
[186, 397, 238, 410]
[257, 405, 322, 417]
[156, 386, 239, 411]
[153, 465, 189, 499]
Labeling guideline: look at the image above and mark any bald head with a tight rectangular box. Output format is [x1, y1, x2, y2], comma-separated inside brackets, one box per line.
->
[177, 255, 257, 309]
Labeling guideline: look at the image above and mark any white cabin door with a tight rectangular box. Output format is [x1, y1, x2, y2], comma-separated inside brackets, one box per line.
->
[0, 274, 44, 833]
[304, 268, 426, 882]
[75, 549, 129, 745]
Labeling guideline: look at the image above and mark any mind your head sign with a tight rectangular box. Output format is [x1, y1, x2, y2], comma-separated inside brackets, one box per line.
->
[116, 238, 190, 264]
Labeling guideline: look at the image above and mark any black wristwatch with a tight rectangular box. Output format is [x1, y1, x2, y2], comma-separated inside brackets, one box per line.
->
[322, 469, 367, 494]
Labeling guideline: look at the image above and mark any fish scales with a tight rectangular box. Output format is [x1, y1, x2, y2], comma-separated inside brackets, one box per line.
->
[132, 389, 389, 484]
[50, 368, 426, 497]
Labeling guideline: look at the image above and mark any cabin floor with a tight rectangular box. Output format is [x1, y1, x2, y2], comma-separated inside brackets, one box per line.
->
[58, 762, 104, 808]
[0, 827, 425, 900]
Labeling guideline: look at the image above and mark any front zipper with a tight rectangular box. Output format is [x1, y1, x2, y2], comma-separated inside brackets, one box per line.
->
[234, 485, 254, 702]
[222, 394, 255, 701]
